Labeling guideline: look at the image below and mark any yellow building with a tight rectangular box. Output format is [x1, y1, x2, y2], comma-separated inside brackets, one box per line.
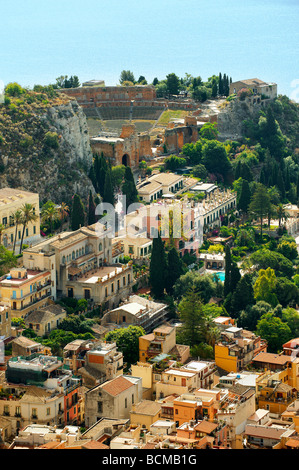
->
[214, 325, 267, 373]
[0, 267, 53, 318]
[130, 400, 161, 429]
[139, 325, 176, 363]
[0, 303, 11, 341]
[257, 379, 296, 416]
[0, 188, 40, 249]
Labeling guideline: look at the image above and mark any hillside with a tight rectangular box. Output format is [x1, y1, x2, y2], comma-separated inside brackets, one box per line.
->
[0, 84, 94, 205]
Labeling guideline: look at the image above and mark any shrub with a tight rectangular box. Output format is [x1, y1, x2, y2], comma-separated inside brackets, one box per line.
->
[44, 131, 59, 149]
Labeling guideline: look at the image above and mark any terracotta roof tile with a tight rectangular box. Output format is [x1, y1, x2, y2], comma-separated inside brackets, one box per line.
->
[102, 376, 134, 396]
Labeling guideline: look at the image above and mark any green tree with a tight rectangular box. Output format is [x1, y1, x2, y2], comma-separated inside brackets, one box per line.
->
[277, 238, 298, 261]
[71, 194, 85, 231]
[0, 246, 17, 276]
[104, 325, 145, 367]
[173, 271, 221, 303]
[224, 244, 240, 297]
[41, 201, 59, 235]
[256, 312, 292, 353]
[238, 179, 251, 213]
[119, 70, 136, 84]
[12, 209, 22, 254]
[274, 277, 299, 307]
[231, 273, 255, 316]
[164, 155, 187, 171]
[149, 232, 167, 298]
[87, 190, 96, 225]
[199, 122, 218, 140]
[122, 166, 138, 210]
[202, 140, 231, 180]
[249, 183, 272, 238]
[247, 248, 294, 278]
[165, 247, 185, 295]
[103, 167, 115, 206]
[166, 73, 180, 95]
[177, 287, 205, 347]
[253, 267, 278, 307]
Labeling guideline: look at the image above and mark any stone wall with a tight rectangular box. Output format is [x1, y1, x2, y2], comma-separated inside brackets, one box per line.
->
[90, 124, 152, 169]
[59, 85, 157, 108]
[164, 117, 200, 153]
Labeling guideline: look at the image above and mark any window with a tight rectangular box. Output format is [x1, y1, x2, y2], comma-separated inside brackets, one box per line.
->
[26, 228, 28, 237]
[32, 408, 38, 418]
[33, 226, 36, 234]
[132, 394, 134, 404]
[98, 401, 103, 413]
[2, 217, 7, 226]
[125, 398, 127, 408]
[46, 408, 50, 416]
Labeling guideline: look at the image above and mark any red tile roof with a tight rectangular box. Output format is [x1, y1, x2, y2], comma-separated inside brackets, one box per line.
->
[102, 376, 134, 396]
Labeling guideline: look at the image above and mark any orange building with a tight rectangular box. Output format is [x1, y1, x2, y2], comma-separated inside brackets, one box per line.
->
[173, 389, 221, 426]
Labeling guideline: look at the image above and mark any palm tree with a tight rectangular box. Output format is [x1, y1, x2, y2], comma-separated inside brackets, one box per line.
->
[58, 202, 69, 231]
[13, 209, 22, 254]
[41, 204, 59, 235]
[19, 203, 38, 254]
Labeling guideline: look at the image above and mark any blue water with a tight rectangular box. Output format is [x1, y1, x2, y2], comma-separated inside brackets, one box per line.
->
[214, 272, 225, 282]
[1, 0, 298, 100]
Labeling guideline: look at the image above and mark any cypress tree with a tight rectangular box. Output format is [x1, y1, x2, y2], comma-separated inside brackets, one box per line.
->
[71, 194, 85, 231]
[277, 170, 286, 200]
[149, 232, 167, 298]
[103, 166, 115, 206]
[231, 273, 255, 315]
[122, 166, 138, 210]
[165, 247, 185, 295]
[224, 244, 232, 297]
[87, 190, 96, 225]
[238, 179, 251, 213]
[218, 73, 223, 95]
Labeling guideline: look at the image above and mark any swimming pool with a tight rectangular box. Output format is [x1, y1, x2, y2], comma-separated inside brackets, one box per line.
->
[213, 272, 225, 282]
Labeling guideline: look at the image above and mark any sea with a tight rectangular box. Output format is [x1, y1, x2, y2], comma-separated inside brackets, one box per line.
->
[0, 0, 298, 100]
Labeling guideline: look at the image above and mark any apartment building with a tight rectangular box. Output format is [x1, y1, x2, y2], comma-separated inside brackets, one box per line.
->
[214, 324, 267, 373]
[216, 386, 256, 449]
[0, 187, 41, 250]
[173, 389, 226, 426]
[77, 341, 124, 388]
[139, 324, 176, 363]
[4, 354, 83, 427]
[137, 173, 185, 203]
[84, 375, 142, 428]
[155, 368, 198, 399]
[0, 303, 11, 341]
[0, 385, 65, 435]
[181, 360, 217, 389]
[101, 295, 168, 333]
[24, 303, 67, 336]
[130, 400, 162, 429]
[22, 224, 134, 309]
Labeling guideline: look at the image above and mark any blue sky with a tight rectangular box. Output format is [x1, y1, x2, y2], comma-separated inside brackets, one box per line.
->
[1, 0, 298, 99]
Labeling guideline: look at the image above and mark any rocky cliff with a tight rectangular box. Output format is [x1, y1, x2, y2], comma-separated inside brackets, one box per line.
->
[0, 88, 95, 205]
[217, 96, 267, 141]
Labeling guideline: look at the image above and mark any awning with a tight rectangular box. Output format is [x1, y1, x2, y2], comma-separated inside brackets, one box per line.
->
[68, 266, 82, 276]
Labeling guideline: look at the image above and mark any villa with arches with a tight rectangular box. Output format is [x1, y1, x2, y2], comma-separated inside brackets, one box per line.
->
[22, 223, 134, 310]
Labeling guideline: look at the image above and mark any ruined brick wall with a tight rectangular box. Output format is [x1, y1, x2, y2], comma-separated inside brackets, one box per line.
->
[164, 124, 199, 153]
[59, 85, 157, 107]
[90, 125, 152, 169]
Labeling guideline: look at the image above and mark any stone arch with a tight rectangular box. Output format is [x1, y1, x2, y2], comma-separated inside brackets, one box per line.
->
[122, 154, 130, 166]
